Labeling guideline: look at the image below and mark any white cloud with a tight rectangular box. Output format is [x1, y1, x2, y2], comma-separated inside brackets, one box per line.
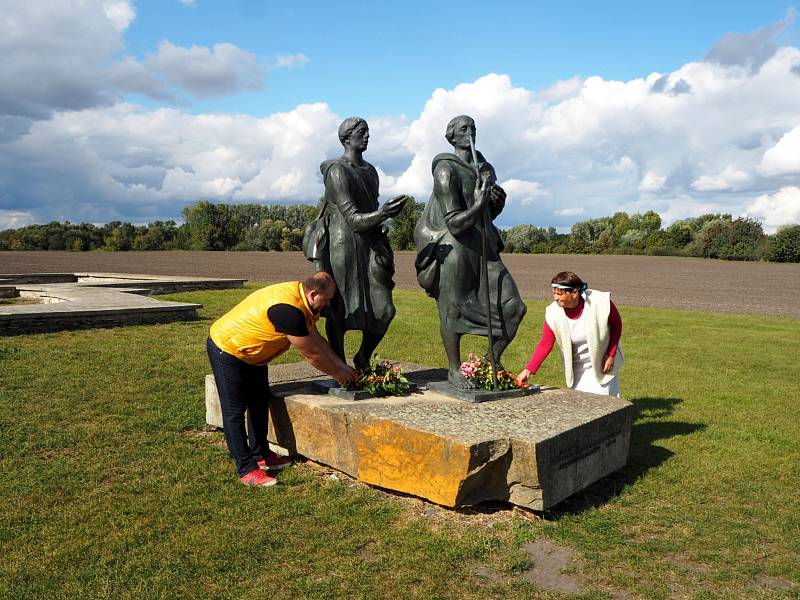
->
[273, 53, 310, 70]
[535, 76, 584, 103]
[177, 0, 196, 6]
[555, 207, 585, 217]
[745, 186, 800, 232]
[0, 102, 342, 223]
[0, 1, 267, 122]
[145, 41, 264, 97]
[639, 171, 666, 192]
[760, 126, 800, 176]
[500, 179, 551, 205]
[0, 210, 36, 230]
[0, 1, 129, 119]
[1, 7, 800, 233]
[691, 165, 753, 191]
[704, 7, 797, 71]
[102, 0, 135, 30]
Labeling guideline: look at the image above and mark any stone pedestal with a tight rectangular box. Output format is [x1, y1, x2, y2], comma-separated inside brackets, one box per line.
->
[204, 363, 632, 511]
[427, 380, 540, 402]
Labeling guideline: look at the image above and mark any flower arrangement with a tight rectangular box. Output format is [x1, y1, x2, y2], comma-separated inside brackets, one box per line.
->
[459, 352, 526, 391]
[349, 357, 412, 396]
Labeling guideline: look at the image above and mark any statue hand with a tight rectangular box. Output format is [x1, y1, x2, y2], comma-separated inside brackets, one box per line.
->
[473, 178, 491, 210]
[490, 185, 506, 204]
[382, 195, 408, 218]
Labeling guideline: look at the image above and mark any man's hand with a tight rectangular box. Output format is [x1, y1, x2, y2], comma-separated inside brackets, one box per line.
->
[334, 365, 357, 386]
[288, 332, 355, 384]
[602, 353, 615, 374]
[516, 368, 531, 383]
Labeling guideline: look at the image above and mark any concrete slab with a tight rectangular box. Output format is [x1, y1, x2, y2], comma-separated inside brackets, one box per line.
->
[427, 380, 541, 402]
[0, 272, 245, 335]
[205, 362, 632, 511]
[310, 379, 420, 400]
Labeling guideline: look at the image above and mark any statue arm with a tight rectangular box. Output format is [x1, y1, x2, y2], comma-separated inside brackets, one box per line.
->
[436, 164, 487, 237]
[327, 165, 385, 233]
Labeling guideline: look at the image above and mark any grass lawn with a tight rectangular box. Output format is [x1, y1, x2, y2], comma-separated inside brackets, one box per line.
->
[1, 284, 798, 599]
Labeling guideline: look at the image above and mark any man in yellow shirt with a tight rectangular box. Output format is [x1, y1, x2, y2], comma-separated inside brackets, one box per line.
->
[207, 272, 356, 487]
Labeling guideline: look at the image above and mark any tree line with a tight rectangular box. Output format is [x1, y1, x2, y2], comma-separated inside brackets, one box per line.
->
[1, 201, 798, 262]
[503, 210, 800, 262]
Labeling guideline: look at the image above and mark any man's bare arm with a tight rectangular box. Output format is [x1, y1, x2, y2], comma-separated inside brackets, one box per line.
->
[307, 325, 347, 368]
[286, 330, 355, 385]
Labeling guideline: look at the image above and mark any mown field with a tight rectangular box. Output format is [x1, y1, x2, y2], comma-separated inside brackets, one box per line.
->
[2, 250, 800, 317]
[1, 280, 798, 598]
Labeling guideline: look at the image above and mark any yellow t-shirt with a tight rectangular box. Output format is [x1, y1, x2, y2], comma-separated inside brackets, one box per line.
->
[209, 281, 319, 366]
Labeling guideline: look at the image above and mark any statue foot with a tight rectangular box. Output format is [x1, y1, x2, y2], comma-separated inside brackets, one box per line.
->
[483, 352, 497, 367]
[448, 369, 477, 389]
[353, 352, 370, 371]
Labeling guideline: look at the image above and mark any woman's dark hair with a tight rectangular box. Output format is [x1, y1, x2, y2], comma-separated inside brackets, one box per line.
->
[551, 271, 584, 289]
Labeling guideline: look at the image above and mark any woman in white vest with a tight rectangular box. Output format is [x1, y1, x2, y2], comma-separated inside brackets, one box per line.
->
[517, 271, 623, 396]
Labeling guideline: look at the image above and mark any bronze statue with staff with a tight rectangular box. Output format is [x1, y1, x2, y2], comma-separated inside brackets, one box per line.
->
[414, 115, 526, 389]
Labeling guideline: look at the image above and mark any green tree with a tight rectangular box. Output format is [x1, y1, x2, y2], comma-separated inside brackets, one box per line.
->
[103, 222, 136, 251]
[571, 217, 611, 244]
[182, 201, 235, 250]
[132, 221, 178, 250]
[695, 217, 765, 260]
[767, 224, 800, 262]
[503, 224, 556, 253]
[388, 198, 422, 250]
[665, 221, 694, 248]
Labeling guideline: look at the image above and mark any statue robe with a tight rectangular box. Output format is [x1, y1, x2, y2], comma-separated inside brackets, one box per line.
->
[316, 157, 396, 334]
[414, 152, 524, 340]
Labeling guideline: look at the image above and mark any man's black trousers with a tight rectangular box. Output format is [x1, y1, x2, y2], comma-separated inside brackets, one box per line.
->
[206, 337, 270, 477]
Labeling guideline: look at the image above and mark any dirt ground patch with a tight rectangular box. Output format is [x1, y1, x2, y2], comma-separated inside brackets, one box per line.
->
[520, 538, 587, 595]
[2, 250, 798, 317]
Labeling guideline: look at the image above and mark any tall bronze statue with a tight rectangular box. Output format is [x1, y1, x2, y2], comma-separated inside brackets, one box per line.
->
[305, 117, 410, 369]
[414, 115, 526, 389]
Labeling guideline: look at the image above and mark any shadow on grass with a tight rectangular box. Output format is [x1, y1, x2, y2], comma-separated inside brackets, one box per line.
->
[543, 396, 706, 518]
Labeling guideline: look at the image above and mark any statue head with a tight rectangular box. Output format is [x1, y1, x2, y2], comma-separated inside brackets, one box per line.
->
[338, 117, 369, 151]
[445, 115, 476, 149]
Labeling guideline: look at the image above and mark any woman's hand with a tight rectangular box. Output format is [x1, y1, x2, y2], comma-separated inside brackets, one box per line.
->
[602, 354, 615, 374]
[516, 368, 531, 384]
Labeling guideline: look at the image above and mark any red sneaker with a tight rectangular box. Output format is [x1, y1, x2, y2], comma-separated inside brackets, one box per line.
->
[257, 451, 292, 471]
[239, 469, 277, 487]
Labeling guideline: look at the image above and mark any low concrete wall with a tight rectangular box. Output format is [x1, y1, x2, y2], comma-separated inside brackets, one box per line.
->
[1, 307, 198, 335]
[0, 274, 78, 284]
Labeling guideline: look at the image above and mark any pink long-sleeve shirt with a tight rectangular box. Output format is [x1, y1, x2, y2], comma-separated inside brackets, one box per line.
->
[525, 300, 622, 373]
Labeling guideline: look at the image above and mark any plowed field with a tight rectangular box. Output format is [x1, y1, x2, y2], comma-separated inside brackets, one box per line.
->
[2, 251, 798, 317]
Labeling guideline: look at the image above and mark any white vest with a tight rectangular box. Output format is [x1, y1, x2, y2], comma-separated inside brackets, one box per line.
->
[544, 289, 623, 388]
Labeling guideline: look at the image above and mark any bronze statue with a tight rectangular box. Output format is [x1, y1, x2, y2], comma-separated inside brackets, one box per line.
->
[414, 115, 526, 388]
[306, 117, 410, 369]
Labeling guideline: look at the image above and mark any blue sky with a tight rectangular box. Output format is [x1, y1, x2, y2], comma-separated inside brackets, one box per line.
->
[1, 0, 800, 232]
[124, 0, 797, 116]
